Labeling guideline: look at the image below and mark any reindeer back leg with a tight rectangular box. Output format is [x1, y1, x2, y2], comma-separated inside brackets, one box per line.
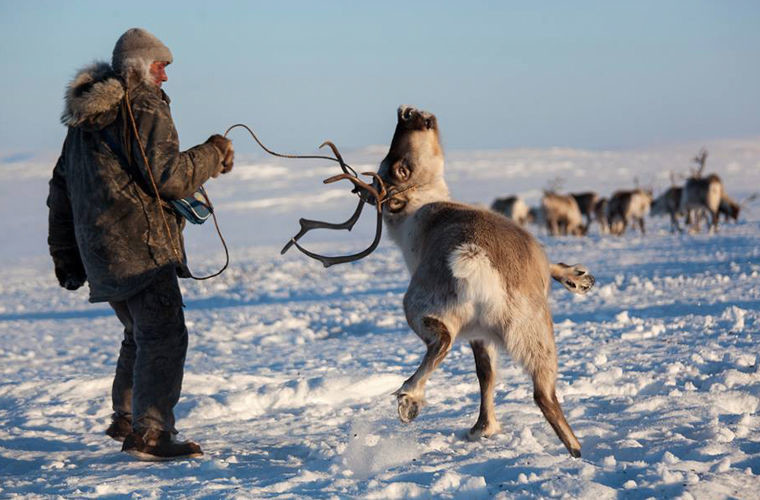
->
[533, 367, 582, 458]
[505, 310, 581, 457]
[467, 340, 501, 440]
[670, 211, 682, 233]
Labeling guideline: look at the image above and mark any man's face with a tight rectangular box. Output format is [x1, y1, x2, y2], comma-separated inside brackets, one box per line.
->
[149, 61, 169, 88]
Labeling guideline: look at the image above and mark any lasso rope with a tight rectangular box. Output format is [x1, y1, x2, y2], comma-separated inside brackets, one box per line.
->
[224, 123, 358, 177]
[126, 100, 381, 276]
[125, 89, 228, 280]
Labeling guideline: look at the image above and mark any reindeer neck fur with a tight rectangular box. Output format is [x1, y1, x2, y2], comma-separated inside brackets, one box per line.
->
[377, 106, 450, 273]
[384, 174, 450, 273]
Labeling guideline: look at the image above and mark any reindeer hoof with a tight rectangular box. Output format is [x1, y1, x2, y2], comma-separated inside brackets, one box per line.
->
[559, 263, 595, 294]
[572, 264, 589, 277]
[397, 394, 421, 423]
[467, 421, 501, 441]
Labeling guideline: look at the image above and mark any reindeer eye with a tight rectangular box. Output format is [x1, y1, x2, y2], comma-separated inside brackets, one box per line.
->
[425, 118, 432, 129]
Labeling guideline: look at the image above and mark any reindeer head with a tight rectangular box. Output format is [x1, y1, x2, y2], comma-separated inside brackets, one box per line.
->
[281, 106, 448, 267]
[376, 106, 448, 217]
[722, 197, 740, 221]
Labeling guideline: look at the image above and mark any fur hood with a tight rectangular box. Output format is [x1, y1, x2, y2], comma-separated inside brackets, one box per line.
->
[61, 61, 124, 129]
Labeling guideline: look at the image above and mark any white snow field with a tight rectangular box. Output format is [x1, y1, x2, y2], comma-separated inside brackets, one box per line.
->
[1, 138, 759, 498]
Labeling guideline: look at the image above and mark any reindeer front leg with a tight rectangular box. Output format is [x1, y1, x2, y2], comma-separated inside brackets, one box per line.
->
[394, 316, 452, 423]
[670, 211, 682, 233]
[710, 209, 719, 233]
[638, 216, 646, 234]
[468, 340, 501, 440]
[548, 218, 559, 236]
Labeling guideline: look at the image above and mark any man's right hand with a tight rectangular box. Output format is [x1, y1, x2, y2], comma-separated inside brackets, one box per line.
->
[206, 135, 234, 177]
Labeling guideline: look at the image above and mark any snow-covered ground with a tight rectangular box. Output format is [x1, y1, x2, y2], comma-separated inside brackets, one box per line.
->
[1, 138, 759, 498]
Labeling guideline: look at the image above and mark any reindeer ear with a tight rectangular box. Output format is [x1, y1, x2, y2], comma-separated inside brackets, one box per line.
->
[398, 106, 414, 122]
[393, 161, 411, 181]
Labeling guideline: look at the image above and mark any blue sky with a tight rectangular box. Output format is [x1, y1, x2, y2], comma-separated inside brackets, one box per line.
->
[1, 0, 758, 156]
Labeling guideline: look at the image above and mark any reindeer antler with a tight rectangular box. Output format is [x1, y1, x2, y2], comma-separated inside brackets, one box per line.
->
[280, 148, 390, 267]
[319, 140, 357, 178]
[741, 192, 759, 207]
[280, 198, 366, 257]
[223, 123, 389, 268]
[692, 147, 708, 178]
[285, 204, 384, 267]
[545, 177, 564, 193]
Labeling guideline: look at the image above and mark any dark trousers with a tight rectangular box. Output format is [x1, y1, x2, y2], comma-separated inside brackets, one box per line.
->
[108, 267, 187, 433]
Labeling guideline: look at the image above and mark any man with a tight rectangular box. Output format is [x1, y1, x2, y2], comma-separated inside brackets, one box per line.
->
[47, 28, 234, 460]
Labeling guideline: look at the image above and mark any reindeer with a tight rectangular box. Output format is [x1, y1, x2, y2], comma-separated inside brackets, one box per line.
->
[371, 106, 591, 457]
[491, 195, 530, 226]
[592, 197, 609, 234]
[679, 174, 723, 233]
[541, 192, 586, 236]
[607, 189, 653, 235]
[571, 192, 599, 228]
[677, 148, 724, 233]
[650, 186, 684, 233]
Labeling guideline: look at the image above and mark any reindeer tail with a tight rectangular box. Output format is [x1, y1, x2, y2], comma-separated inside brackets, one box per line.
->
[550, 263, 595, 294]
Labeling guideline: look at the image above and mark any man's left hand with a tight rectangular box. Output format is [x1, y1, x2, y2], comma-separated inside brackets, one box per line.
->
[221, 143, 234, 174]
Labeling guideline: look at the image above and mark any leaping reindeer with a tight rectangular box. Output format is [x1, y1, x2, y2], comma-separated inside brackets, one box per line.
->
[375, 107, 591, 457]
[284, 106, 594, 457]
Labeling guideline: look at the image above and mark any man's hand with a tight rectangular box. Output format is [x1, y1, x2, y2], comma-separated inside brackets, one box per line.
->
[52, 251, 87, 291]
[207, 135, 234, 177]
[57, 269, 86, 290]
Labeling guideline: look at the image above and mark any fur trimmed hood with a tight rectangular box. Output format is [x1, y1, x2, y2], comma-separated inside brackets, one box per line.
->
[61, 61, 124, 129]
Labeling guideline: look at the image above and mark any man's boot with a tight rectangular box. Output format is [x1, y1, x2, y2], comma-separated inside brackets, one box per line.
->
[121, 429, 203, 461]
[105, 415, 132, 442]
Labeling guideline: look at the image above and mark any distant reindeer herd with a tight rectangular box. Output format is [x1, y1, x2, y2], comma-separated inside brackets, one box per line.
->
[491, 148, 751, 237]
